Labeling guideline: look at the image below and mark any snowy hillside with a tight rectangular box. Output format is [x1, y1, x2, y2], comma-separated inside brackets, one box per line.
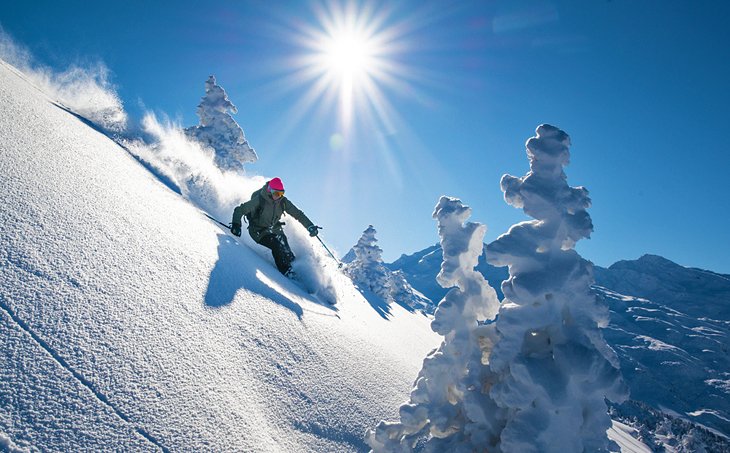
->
[597, 267, 730, 436]
[0, 59, 441, 452]
[585, 257, 729, 441]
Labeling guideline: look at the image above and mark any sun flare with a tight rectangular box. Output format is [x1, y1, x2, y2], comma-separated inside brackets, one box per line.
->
[282, 2, 414, 135]
[322, 30, 375, 79]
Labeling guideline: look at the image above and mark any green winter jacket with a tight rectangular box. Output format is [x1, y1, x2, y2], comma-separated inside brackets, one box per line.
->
[232, 185, 314, 243]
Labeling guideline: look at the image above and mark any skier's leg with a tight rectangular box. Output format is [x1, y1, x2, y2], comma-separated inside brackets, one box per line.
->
[273, 233, 296, 274]
[259, 233, 295, 274]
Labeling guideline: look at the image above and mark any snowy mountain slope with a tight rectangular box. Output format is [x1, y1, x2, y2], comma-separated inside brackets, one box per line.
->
[390, 242, 730, 444]
[595, 254, 730, 321]
[599, 285, 730, 437]
[0, 59, 440, 452]
[387, 243, 509, 301]
[594, 255, 730, 438]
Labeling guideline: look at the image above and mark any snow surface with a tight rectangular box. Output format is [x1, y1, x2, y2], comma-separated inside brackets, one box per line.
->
[600, 284, 730, 438]
[0, 59, 440, 452]
[608, 421, 652, 453]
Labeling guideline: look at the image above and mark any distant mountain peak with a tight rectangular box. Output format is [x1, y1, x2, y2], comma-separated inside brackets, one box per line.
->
[609, 253, 680, 271]
[637, 254, 677, 265]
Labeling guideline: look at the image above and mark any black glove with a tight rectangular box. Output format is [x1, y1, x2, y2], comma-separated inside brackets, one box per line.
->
[230, 222, 242, 237]
[307, 225, 320, 237]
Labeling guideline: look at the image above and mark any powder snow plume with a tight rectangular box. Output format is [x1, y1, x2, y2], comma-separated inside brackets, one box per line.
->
[123, 110, 340, 303]
[0, 28, 127, 133]
[123, 112, 263, 222]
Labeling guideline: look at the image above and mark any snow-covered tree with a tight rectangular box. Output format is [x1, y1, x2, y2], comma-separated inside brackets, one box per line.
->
[366, 197, 503, 451]
[368, 124, 628, 453]
[484, 124, 628, 452]
[344, 225, 392, 300]
[184, 75, 257, 172]
[345, 226, 433, 312]
[388, 270, 433, 313]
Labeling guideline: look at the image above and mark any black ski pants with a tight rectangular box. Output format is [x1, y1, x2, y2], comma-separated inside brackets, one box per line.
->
[258, 233, 295, 274]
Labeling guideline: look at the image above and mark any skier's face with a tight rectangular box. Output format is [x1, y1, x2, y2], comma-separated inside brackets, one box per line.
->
[270, 189, 284, 200]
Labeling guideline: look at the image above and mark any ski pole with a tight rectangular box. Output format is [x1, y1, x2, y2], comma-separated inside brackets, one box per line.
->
[203, 212, 231, 229]
[315, 234, 343, 268]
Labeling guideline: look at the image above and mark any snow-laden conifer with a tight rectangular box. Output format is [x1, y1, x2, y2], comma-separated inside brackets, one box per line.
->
[345, 226, 433, 312]
[344, 225, 392, 300]
[368, 125, 628, 453]
[484, 124, 628, 452]
[388, 270, 433, 313]
[184, 75, 257, 172]
[366, 197, 502, 451]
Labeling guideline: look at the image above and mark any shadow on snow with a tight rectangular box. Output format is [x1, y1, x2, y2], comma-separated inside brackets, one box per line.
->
[204, 234, 306, 318]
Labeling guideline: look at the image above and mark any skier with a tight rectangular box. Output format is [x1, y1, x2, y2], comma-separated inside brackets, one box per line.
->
[230, 177, 319, 277]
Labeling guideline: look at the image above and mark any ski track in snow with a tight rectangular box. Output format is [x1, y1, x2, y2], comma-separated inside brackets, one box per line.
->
[0, 299, 169, 452]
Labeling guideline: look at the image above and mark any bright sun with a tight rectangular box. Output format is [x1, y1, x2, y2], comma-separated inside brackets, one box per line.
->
[284, 2, 411, 134]
[322, 31, 375, 79]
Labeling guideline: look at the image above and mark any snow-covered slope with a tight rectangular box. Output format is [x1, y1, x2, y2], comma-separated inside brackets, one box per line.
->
[595, 254, 730, 321]
[592, 255, 730, 440]
[0, 60, 440, 452]
[597, 271, 730, 437]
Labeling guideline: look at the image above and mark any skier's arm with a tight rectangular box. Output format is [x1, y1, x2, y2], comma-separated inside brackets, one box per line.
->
[283, 199, 314, 230]
[232, 197, 259, 226]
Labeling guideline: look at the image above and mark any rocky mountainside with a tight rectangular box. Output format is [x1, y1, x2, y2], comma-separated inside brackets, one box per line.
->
[386, 244, 509, 301]
[594, 254, 730, 321]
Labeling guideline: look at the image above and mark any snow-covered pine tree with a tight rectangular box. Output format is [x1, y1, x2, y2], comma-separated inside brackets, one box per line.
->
[368, 125, 628, 453]
[485, 124, 628, 452]
[366, 197, 503, 451]
[345, 226, 434, 312]
[184, 75, 257, 172]
[344, 225, 392, 301]
[388, 270, 433, 313]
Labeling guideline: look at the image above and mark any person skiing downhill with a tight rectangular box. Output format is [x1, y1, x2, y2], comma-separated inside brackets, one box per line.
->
[230, 177, 319, 277]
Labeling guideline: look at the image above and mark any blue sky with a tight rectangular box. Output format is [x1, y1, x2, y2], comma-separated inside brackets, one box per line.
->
[2, 0, 729, 273]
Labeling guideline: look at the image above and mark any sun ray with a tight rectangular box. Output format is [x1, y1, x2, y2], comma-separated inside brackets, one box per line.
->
[283, 1, 406, 132]
[256, 0, 453, 185]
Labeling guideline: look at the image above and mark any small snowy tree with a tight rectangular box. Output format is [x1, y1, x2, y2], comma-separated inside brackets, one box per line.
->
[484, 124, 628, 452]
[345, 226, 433, 312]
[344, 225, 392, 300]
[389, 270, 433, 313]
[184, 75, 257, 172]
[366, 197, 503, 451]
